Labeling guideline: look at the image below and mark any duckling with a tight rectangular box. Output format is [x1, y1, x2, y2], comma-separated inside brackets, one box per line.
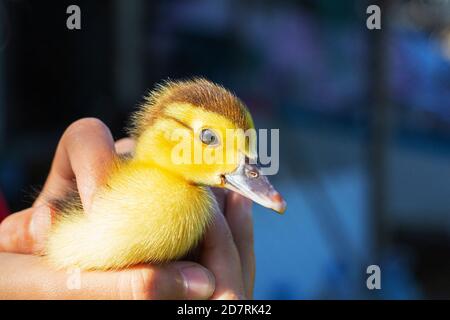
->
[45, 78, 286, 270]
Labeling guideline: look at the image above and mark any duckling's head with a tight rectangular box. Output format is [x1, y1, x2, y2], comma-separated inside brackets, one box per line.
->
[130, 78, 286, 213]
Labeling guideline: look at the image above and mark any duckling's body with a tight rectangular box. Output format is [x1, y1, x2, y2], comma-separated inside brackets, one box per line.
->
[47, 160, 215, 270]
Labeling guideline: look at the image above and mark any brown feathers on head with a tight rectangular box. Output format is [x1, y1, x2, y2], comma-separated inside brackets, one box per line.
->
[129, 78, 254, 138]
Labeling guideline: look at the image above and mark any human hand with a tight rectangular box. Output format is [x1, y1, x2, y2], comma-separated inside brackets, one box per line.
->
[0, 118, 255, 299]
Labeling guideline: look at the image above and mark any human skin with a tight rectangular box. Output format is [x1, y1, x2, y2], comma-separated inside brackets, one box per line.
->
[0, 118, 255, 300]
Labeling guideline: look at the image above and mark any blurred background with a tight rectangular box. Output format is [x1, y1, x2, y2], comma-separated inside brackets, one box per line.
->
[1, 0, 450, 299]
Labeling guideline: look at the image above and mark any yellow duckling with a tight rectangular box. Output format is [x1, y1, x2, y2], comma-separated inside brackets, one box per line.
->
[45, 78, 286, 270]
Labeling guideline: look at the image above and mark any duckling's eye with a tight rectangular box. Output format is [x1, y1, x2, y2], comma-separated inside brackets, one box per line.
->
[200, 129, 219, 146]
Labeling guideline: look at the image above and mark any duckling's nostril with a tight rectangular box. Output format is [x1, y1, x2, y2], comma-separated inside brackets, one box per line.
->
[247, 170, 259, 179]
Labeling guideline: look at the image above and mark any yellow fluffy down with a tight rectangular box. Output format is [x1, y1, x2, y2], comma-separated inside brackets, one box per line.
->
[45, 161, 216, 270]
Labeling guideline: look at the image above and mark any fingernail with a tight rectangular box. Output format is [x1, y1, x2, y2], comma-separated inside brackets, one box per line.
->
[30, 205, 52, 252]
[179, 265, 215, 300]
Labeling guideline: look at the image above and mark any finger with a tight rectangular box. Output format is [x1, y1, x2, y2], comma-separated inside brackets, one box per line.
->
[115, 138, 136, 155]
[0, 253, 215, 300]
[34, 118, 116, 213]
[0, 206, 52, 254]
[211, 188, 227, 213]
[0, 137, 135, 255]
[225, 192, 255, 299]
[200, 211, 246, 300]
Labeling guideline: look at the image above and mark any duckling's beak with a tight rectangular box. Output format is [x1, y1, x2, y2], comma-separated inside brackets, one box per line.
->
[222, 159, 286, 214]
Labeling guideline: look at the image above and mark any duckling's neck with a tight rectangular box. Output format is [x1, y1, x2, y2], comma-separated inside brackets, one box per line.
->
[131, 127, 190, 182]
[132, 135, 160, 167]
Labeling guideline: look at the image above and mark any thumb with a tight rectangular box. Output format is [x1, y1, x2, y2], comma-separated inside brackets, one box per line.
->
[0, 206, 52, 254]
[112, 262, 216, 300]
